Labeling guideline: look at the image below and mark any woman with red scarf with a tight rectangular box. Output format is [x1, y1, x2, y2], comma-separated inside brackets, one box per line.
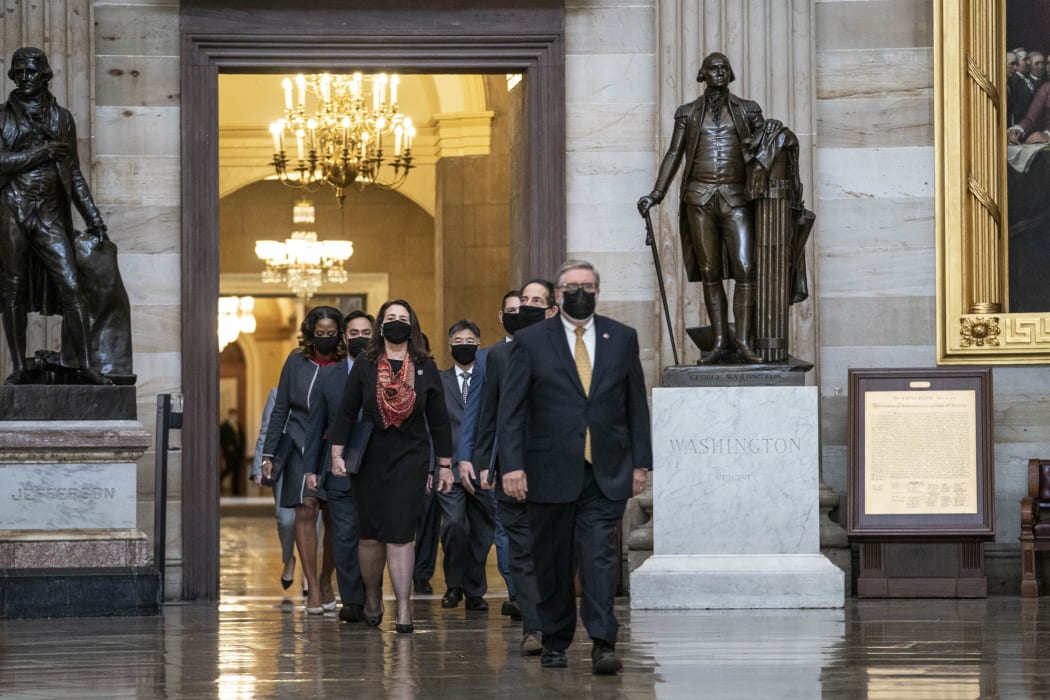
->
[330, 299, 454, 633]
[261, 305, 345, 613]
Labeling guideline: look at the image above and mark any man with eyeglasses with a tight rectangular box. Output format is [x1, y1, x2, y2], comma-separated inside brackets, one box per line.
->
[498, 260, 652, 675]
[436, 319, 495, 612]
[462, 279, 557, 656]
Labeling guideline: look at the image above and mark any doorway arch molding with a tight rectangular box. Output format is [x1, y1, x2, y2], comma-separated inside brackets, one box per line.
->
[181, 1, 565, 599]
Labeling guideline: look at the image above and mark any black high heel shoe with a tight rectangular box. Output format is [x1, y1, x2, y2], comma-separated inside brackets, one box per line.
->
[395, 623, 414, 634]
[281, 576, 293, 590]
[364, 604, 385, 627]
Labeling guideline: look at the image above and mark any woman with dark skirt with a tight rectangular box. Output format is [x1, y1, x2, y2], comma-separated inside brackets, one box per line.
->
[261, 305, 344, 614]
[330, 299, 454, 633]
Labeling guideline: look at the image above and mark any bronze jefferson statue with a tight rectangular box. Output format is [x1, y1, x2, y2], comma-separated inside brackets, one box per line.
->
[0, 47, 133, 385]
[638, 52, 812, 365]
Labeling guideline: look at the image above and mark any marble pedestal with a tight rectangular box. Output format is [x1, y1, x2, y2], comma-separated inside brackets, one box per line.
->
[0, 412, 157, 617]
[631, 385, 844, 609]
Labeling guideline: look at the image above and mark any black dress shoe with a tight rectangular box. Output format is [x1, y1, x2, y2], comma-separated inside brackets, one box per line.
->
[339, 603, 364, 623]
[413, 579, 432, 595]
[441, 587, 463, 608]
[501, 599, 521, 620]
[395, 623, 414, 634]
[465, 596, 489, 611]
[540, 648, 568, 668]
[591, 639, 622, 675]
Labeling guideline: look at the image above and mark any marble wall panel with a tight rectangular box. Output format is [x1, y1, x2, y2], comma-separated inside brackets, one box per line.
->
[816, 48, 932, 99]
[95, 56, 180, 107]
[821, 444, 848, 505]
[96, 106, 180, 156]
[815, 0, 932, 51]
[816, 147, 934, 200]
[567, 151, 652, 205]
[567, 103, 655, 152]
[93, 156, 179, 206]
[565, 53, 657, 105]
[817, 345, 939, 397]
[565, 6, 655, 54]
[567, 202, 654, 252]
[131, 352, 183, 400]
[815, 197, 934, 250]
[817, 96, 933, 148]
[566, 250, 655, 301]
[95, 3, 180, 56]
[130, 305, 182, 355]
[817, 246, 934, 298]
[819, 296, 935, 347]
[120, 253, 180, 306]
[100, 205, 180, 254]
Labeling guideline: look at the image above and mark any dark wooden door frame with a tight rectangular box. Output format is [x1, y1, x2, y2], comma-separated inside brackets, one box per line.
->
[180, 19, 565, 599]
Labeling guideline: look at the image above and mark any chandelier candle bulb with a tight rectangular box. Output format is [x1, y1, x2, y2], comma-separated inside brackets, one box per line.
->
[394, 125, 403, 156]
[390, 74, 399, 106]
[295, 130, 305, 163]
[270, 122, 283, 154]
[295, 74, 306, 108]
[283, 78, 293, 110]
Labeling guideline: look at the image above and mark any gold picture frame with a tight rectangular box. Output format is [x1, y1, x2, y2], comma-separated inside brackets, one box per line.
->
[936, 0, 1050, 364]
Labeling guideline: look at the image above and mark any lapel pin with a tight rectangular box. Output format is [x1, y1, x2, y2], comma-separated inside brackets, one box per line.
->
[417, 369, 423, 375]
[602, 332, 610, 339]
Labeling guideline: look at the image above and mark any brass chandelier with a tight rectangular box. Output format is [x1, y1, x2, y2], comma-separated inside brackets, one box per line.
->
[254, 200, 353, 300]
[268, 73, 416, 205]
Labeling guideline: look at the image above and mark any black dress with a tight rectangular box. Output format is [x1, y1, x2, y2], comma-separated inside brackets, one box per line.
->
[331, 356, 452, 543]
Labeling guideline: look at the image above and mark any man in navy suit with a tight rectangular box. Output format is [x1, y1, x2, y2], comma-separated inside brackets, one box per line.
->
[437, 319, 495, 611]
[464, 279, 558, 656]
[498, 260, 652, 675]
[305, 310, 373, 622]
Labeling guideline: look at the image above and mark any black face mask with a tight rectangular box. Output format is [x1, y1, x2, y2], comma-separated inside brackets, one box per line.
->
[313, 336, 340, 357]
[501, 312, 522, 336]
[450, 344, 478, 365]
[346, 336, 370, 358]
[382, 320, 412, 344]
[518, 305, 548, 328]
[561, 288, 596, 321]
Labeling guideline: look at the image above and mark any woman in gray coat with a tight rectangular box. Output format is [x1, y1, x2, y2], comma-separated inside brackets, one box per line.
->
[261, 306, 345, 613]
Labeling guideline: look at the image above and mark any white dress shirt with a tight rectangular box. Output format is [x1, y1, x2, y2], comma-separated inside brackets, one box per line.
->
[561, 314, 595, 368]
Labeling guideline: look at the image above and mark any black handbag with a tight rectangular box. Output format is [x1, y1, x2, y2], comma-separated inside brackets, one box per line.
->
[342, 421, 373, 475]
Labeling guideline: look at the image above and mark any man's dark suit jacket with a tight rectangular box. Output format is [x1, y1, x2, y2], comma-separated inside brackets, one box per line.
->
[440, 365, 467, 484]
[497, 315, 651, 504]
[473, 340, 510, 481]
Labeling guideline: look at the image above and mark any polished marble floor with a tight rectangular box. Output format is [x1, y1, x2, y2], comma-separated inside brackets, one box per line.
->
[2, 513, 1050, 698]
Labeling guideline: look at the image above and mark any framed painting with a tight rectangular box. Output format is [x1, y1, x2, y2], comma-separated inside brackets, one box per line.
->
[936, 0, 1050, 364]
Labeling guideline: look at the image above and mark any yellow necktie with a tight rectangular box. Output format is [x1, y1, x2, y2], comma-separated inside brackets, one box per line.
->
[574, 326, 592, 463]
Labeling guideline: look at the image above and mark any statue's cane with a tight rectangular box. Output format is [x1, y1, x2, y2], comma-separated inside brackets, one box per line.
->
[643, 209, 680, 366]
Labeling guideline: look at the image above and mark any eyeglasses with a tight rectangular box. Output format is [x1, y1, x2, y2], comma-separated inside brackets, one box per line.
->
[558, 283, 598, 294]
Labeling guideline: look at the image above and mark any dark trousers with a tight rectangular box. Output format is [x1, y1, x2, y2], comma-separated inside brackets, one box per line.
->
[527, 464, 626, 651]
[498, 496, 541, 633]
[414, 486, 440, 583]
[326, 484, 365, 607]
[437, 482, 496, 597]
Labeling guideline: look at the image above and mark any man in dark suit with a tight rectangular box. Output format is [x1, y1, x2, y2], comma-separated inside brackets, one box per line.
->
[463, 279, 557, 656]
[499, 260, 651, 675]
[437, 319, 495, 611]
[304, 310, 374, 622]
[219, 408, 246, 495]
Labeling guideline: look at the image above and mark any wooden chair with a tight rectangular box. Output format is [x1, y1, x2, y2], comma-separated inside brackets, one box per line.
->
[1020, 459, 1050, 597]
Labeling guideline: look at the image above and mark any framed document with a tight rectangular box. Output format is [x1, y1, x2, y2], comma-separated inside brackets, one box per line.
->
[847, 368, 995, 539]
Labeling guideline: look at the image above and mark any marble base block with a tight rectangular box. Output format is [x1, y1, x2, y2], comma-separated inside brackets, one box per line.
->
[631, 386, 844, 609]
[0, 418, 156, 617]
[631, 554, 844, 609]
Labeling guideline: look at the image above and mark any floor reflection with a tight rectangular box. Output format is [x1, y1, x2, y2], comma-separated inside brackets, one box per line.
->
[0, 515, 1048, 698]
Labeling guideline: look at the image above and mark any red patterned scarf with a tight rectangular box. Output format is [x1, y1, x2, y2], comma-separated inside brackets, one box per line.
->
[376, 353, 416, 428]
